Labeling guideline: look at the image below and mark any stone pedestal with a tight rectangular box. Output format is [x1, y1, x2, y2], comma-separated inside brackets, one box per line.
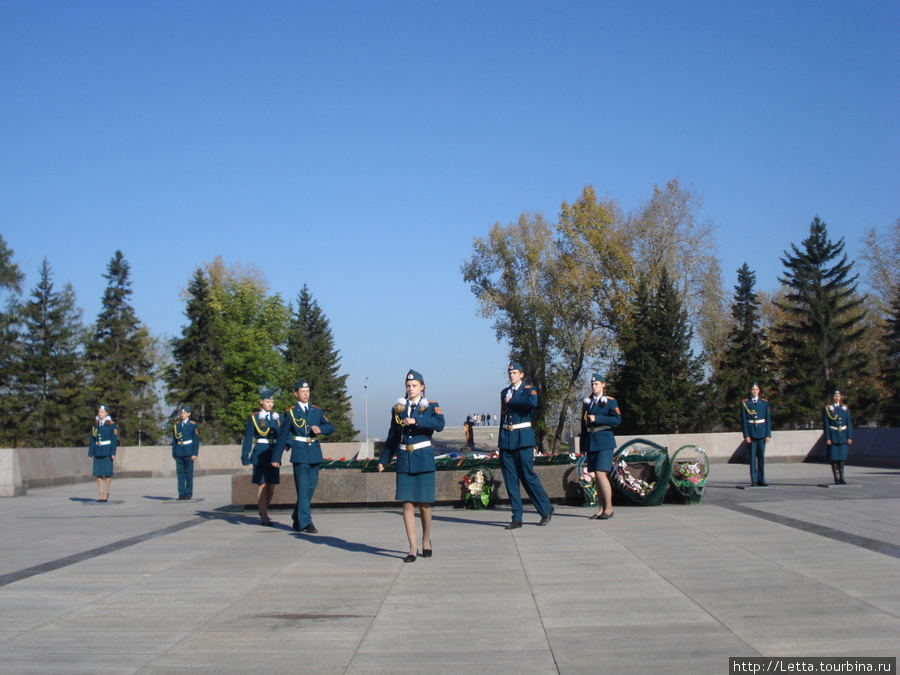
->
[0, 448, 26, 497]
[231, 464, 582, 508]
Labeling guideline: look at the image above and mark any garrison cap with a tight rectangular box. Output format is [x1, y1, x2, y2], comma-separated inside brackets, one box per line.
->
[294, 379, 310, 391]
[508, 361, 523, 372]
[180, 405, 191, 413]
[591, 373, 604, 382]
[259, 388, 275, 399]
[406, 369, 424, 384]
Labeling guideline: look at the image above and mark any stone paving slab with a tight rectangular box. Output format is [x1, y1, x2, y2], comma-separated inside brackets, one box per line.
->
[0, 464, 899, 674]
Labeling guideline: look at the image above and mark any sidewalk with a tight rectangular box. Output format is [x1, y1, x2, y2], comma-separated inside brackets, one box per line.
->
[0, 463, 898, 674]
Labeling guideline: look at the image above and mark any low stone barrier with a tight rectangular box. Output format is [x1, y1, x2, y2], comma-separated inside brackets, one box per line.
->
[4, 442, 368, 495]
[231, 427, 900, 507]
[3, 428, 897, 499]
[231, 464, 581, 508]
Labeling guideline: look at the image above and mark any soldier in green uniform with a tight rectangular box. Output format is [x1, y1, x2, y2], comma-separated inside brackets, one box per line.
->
[580, 374, 621, 520]
[171, 405, 200, 499]
[88, 404, 118, 502]
[498, 362, 553, 528]
[272, 380, 335, 534]
[241, 388, 281, 525]
[823, 388, 853, 485]
[378, 369, 445, 562]
[740, 382, 771, 486]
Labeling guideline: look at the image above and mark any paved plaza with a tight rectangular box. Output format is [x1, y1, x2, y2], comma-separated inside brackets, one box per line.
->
[1, 462, 898, 674]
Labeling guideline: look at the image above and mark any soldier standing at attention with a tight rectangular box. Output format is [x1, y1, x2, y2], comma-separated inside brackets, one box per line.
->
[171, 405, 199, 499]
[241, 388, 281, 526]
[740, 382, 771, 487]
[580, 374, 621, 520]
[88, 404, 118, 502]
[498, 362, 553, 529]
[823, 388, 853, 485]
[272, 379, 334, 534]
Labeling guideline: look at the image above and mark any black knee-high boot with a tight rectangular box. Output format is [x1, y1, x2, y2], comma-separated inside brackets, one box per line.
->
[831, 462, 840, 485]
[838, 461, 847, 485]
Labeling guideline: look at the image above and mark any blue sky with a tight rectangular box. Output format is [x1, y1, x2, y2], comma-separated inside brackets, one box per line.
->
[2, 1, 898, 434]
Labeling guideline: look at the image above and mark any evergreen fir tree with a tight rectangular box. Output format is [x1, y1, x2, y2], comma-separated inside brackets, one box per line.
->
[612, 277, 658, 434]
[84, 251, 160, 444]
[612, 269, 708, 434]
[774, 217, 868, 427]
[881, 282, 900, 426]
[165, 268, 228, 442]
[16, 259, 86, 446]
[0, 235, 24, 445]
[0, 235, 24, 292]
[713, 264, 771, 430]
[282, 286, 356, 441]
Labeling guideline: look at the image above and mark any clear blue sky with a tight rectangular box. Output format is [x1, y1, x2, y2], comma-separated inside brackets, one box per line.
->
[2, 1, 898, 434]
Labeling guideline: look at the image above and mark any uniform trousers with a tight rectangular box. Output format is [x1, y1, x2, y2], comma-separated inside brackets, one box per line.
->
[499, 448, 551, 521]
[748, 438, 766, 484]
[174, 456, 194, 498]
[292, 462, 320, 528]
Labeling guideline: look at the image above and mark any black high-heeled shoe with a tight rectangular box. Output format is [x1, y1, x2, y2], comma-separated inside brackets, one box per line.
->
[403, 553, 417, 563]
[422, 543, 433, 558]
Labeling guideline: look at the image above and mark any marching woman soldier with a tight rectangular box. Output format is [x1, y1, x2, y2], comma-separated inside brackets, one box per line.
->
[272, 379, 334, 534]
[171, 405, 200, 500]
[88, 404, 118, 502]
[580, 374, 621, 520]
[241, 388, 281, 526]
[823, 388, 853, 485]
[378, 369, 445, 563]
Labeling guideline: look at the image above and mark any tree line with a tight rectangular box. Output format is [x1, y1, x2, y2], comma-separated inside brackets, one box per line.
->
[0, 243, 356, 448]
[462, 181, 900, 451]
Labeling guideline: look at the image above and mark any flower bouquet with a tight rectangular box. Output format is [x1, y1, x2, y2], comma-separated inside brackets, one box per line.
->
[669, 445, 709, 504]
[610, 439, 671, 506]
[460, 468, 495, 509]
[574, 455, 598, 507]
